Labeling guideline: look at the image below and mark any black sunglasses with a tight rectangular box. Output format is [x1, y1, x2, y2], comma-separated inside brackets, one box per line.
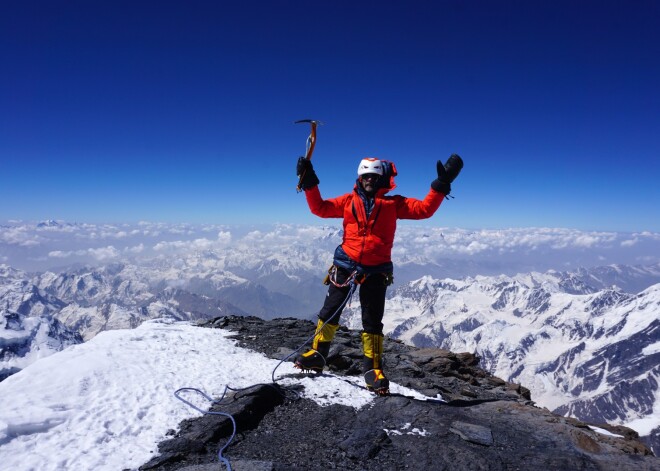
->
[361, 174, 381, 181]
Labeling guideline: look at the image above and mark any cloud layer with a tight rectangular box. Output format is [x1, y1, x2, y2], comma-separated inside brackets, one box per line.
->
[1, 220, 659, 274]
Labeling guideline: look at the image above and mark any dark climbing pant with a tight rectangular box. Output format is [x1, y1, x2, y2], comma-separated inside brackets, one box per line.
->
[318, 266, 388, 335]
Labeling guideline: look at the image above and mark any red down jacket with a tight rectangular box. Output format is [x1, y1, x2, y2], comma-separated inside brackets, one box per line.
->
[305, 182, 444, 266]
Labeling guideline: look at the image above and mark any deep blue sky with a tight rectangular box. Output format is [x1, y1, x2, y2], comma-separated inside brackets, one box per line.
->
[1, 1, 659, 231]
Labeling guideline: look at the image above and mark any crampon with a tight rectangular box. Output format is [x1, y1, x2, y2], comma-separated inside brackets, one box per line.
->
[367, 385, 390, 396]
[294, 349, 326, 374]
[293, 362, 323, 375]
[364, 369, 390, 396]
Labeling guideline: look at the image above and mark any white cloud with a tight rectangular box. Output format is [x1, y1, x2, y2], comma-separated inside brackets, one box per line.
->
[217, 231, 232, 245]
[398, 227, 625, 255]
[152, 230, 232, 254]
[48, 249, 89, 258]
[153, 240, 188, 251]
[633, 231, 660, 242]
[190, 238, 215, 250]
[48, 246, 119, 260]
[571, 235, 600, 248]
[621, 238, 638, 247]
[48, 250, 73, 258]
[125, 243, 145, 254]
[153, 238, 214, 252]
[0, 226, 43, 247]
[88, 246, 120, 261]
[463, 240, 489, 255]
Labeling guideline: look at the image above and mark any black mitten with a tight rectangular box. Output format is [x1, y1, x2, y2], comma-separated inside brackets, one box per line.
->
[297, 156, 320, 190]
[431, 154, 464, 194]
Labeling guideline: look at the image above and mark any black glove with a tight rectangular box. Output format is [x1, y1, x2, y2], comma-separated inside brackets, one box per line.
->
[431, 154, 464, 195]
[296, 156, 320, 191]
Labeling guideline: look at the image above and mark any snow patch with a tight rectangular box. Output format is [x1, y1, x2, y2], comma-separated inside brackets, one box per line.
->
[384, 422, 430, 437]
[588, 426, 625, 438]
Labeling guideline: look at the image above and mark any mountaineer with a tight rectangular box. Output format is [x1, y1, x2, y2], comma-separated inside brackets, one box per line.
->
[294, 153, 463, 394]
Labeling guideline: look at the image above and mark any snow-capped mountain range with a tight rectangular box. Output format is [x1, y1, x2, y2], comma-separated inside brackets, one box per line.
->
[0, 265, 82, 381]
[2, 221, 660, 451]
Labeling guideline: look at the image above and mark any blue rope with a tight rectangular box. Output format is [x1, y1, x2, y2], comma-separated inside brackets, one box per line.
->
[173, 386, 237, 470]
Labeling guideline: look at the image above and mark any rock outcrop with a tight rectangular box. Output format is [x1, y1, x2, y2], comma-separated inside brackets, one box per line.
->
[140, 316, 657, 471]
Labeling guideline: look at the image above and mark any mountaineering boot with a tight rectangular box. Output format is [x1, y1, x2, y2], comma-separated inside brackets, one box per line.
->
[295, 319, 339, 373]
[361, 332, 389, 395]
[295, 347, 327, 373]
[364, 369, 389, 396]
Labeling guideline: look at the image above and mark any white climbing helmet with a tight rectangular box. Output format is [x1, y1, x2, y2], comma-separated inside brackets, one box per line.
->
[357, 158, 384, 176]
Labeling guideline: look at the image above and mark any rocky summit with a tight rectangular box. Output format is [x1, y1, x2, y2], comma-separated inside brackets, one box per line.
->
[140, 316, 657, 471]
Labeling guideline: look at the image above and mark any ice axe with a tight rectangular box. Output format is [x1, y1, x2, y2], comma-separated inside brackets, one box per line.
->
[295, 119, 322, 192]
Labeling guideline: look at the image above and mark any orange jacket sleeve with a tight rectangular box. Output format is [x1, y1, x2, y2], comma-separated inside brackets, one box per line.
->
[394, 187, 445, 220]
[304, 186, 350, 218]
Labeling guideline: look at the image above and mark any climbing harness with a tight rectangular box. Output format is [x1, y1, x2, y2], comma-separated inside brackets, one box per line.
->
[295, 119, 322, 192]
[323, 265, 366, 288]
